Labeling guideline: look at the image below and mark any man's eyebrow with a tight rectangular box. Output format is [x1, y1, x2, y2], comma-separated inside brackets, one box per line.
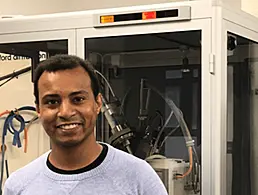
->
[41, 91, 89, 100]
[42, 94, 60, 100]
[70, 90, 89, 96]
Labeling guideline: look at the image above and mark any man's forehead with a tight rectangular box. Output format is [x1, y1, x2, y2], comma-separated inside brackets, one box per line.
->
[39, 68, 91, 85]
[38, 68, 93, 96]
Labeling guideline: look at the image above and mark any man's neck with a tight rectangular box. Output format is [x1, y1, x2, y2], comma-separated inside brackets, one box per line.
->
[49, 136, 103, 171]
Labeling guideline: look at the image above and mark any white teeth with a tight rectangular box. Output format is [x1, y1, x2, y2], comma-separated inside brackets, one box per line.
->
[59, 124, 79, 130]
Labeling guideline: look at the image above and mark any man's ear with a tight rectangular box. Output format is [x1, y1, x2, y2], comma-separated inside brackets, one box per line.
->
[96, 93, 102, 114]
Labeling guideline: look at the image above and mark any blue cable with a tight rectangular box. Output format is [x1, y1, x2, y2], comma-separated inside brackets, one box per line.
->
[3, 106, 36, 148]
[0, 106, 37, 195]
[3, 113, 25, 148]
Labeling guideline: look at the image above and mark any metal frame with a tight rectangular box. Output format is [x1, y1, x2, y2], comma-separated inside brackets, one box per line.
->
[209, 6, 228, 195]
[0, 30, 76, 55]
[209, 5, 258, 195]
[223, 8, 258, 195]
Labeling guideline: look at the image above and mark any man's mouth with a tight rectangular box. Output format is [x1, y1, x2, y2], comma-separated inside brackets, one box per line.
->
[57, 123, 82, 130]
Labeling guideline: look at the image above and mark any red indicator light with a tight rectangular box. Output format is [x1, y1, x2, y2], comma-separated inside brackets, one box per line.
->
[142, 11, 156, 20]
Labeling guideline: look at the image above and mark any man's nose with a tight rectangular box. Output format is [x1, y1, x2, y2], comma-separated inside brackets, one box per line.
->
[57, 100, 76, 119]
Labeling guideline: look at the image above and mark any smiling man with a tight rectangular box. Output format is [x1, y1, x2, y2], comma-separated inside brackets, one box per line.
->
[3, 54, 168, 195]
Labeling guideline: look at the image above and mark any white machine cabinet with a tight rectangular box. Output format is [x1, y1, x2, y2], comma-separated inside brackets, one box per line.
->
[0, 1, 257, 195]
[147, 158, 198, 195]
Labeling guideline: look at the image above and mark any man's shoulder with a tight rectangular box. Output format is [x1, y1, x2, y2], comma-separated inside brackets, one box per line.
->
[4, 151, 50, 193]
[109, 144, 147, 165]
[107, 144, 156, 173]
[106, 145, 168, 194]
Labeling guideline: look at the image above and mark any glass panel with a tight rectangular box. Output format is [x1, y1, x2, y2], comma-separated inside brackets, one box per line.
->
[85, 31, 201, 151]
[85, 30, 202, 194]
[227, 32, 258, 195]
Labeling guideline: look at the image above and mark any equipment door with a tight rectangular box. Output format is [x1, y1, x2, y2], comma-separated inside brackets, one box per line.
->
[77, 10, 212, 195]
[221, 12, 258, 195]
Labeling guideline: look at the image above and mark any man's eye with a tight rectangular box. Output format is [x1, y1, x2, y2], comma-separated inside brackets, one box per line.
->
[47, 100, 59, 105]
[73, 97, 85, 103]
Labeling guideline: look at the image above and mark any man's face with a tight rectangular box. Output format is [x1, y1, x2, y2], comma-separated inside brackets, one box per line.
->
[36, 66, 102, 147]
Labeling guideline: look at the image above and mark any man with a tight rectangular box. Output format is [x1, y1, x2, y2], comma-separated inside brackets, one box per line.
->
[3, 54, 168, 195]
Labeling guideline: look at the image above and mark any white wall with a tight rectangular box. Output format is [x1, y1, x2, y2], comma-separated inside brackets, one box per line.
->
[0, 0, 185, 15]
[0, 0, 76, 15]
[242, 0, 258, 18]
[1, 0, 257, 19]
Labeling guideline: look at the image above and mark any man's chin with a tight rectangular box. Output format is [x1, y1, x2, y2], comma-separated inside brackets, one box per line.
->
[54, 139, 84, 148]
[51, 131, 94, 148]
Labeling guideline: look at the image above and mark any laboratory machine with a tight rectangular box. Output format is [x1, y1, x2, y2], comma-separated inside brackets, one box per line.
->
[0, 0, 258, 194]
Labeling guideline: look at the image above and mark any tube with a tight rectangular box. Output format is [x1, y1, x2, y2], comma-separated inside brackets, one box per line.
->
[146, 83, 195, 150]
[146, 83, 199, 183]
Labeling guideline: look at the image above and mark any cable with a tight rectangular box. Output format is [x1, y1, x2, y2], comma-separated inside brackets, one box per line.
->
[176, 147, 193, 178]
[5, 160, 9, 178]
[94, 70, 116, 98]
[146, 83, 194, 145]
[149, 110, 173, 155]
[1, 106, 37, 150]
[0, 111, 10, 195]
[0, 111, 10, 118]
[3, 106, 36, 148]
[159, 125, 180, 149]
[0, 66, 31, 82]
[0, 76, 17, 88]
[145, 111, 164, 134]
[145, 82, 200, 186]
[0, 106, 37, 195]
[4, 113, 25, 148]
[0, 66, 31, 89]
[23, 115, 38, 153]
[119, 87, 131, 114]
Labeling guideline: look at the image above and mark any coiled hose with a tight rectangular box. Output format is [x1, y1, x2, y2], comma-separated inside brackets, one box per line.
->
[0, 106, 37, 195]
